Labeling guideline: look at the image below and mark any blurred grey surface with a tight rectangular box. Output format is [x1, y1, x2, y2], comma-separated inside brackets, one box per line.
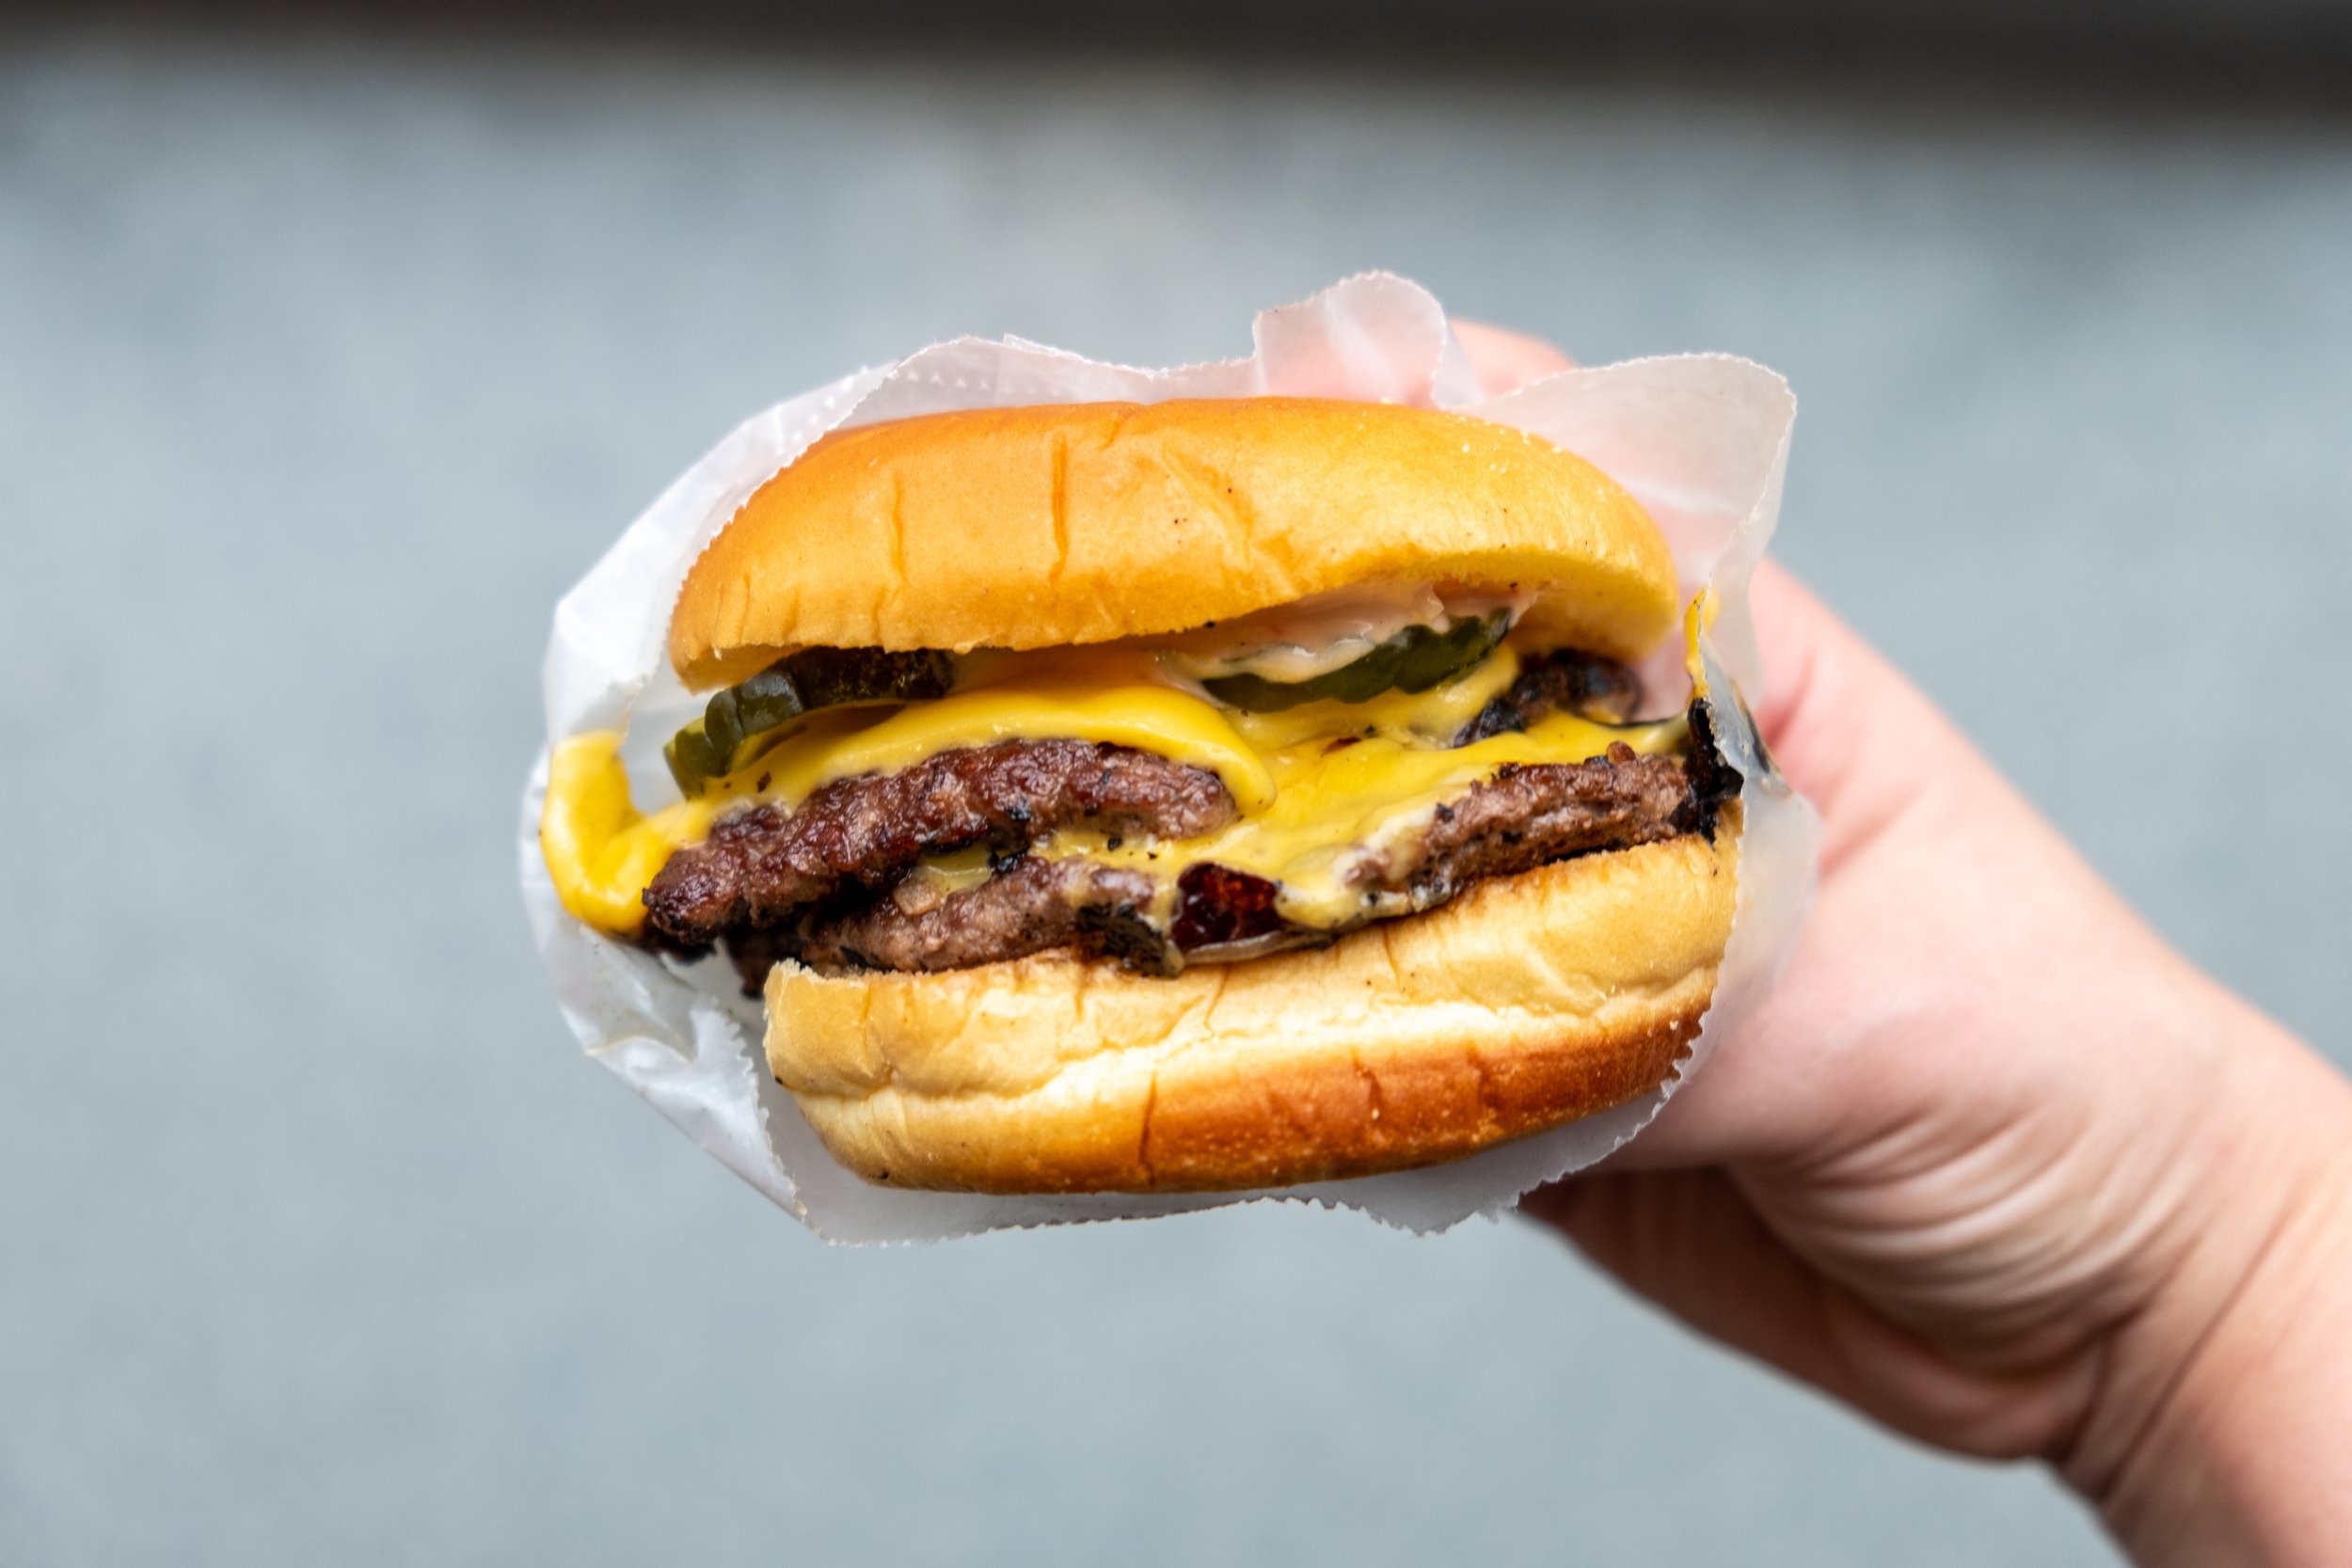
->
[5, 24, 2349, 1568]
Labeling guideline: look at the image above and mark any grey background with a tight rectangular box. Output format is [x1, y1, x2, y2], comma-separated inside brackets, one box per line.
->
[5, 21, 2349, 1567]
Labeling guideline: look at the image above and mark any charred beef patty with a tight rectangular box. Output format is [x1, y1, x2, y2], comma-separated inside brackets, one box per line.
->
[786, 857, 1172, 976]
[644, 739, 1235, 947]
[652, 650, 1735, 987]
[748, 743, 1705, 986]
[1456, 647, 1644, 743]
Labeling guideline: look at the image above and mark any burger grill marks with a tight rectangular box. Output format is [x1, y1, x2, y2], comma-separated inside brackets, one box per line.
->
[638, 647, 1739, 990]
[642, 739, 1236, 946]
[741, 857, 1172, 978]
[748, 742, 1706, 984]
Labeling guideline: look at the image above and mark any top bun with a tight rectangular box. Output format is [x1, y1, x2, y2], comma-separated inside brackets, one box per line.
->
[669, 397, 1678, 688]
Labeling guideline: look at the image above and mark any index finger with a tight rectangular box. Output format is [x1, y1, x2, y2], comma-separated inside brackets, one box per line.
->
[1452, 320, 1576, 396]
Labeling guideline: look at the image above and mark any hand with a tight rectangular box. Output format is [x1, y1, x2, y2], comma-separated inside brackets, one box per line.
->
[1455, 323, 2352, 1566]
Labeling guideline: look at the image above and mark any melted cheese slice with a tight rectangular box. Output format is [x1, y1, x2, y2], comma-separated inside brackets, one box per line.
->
[1047, 709, 1683, 929]
[544, 679, 1267, 937]
[538, 653, 1679, 940]
[711, 681, 1277, 814]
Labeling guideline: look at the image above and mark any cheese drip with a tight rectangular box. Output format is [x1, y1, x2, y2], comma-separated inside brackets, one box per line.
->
[544, 679, 1270, 937]
[540, 733, 715, 937]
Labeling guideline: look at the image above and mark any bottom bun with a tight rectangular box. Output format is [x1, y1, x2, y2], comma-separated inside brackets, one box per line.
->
[766, 811, 1740, 1194]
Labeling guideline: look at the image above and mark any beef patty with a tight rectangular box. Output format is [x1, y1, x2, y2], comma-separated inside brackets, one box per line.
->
[643, 650, 1735, 988]
[1456, 647, 1644, 742]
[643, 738, 1235, 947]
[750, 742, 1705, 984]
[774, 857, 1172, 977]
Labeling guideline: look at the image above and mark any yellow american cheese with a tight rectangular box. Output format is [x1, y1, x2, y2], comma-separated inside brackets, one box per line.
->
[724, 681, 1278, 814]
[543, 678, 1268, 938]
[1048, 708, 1683, 929]
[539, 732, 716, 937]
[538, 653, 1680, 941]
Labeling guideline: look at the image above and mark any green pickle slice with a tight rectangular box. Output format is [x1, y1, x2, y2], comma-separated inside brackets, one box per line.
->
[1201, 610, 1512, 712]
[666, 646, 956, 794]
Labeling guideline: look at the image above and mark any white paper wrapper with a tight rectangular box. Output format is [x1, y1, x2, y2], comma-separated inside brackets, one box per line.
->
[519, 274, 1818, 1243]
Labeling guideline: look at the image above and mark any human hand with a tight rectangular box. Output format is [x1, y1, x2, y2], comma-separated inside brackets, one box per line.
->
[1454, 322, 2352, 1566]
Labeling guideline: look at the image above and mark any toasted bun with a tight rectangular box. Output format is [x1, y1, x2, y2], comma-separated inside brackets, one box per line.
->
[671, 398, 1678, 687]
[765, 816, 1739, 1194]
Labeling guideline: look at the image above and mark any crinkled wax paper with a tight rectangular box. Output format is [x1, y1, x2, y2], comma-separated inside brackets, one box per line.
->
[519, 273, 1818, 1243]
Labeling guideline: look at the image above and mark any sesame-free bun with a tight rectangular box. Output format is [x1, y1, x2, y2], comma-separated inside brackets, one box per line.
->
[765, 816, 1739, 1194]
[670, 398, 1679, 688]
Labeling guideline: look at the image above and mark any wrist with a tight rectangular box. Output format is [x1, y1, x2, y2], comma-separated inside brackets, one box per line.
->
[2071, 1014, 2352, 1566]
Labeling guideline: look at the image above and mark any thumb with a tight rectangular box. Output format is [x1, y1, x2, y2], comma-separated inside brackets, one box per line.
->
[1744, 559, 1978, 871]
[1581, 561, 2014, 1171]
[1445, 321, 1961, 863]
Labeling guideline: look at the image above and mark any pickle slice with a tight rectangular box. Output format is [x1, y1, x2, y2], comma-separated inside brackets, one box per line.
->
[665, 647, 956, 794]
[1201, 611, 1511, 713]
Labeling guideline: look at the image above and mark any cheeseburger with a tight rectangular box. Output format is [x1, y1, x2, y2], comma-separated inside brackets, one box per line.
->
[540, 398, 1740, 1194]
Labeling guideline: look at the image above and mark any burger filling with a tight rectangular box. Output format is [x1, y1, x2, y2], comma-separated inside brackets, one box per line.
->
[539, 585, 1736, 990]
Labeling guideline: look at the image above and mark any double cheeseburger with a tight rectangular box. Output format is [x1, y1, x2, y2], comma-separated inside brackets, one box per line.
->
[541, 398, 1740, 1194]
